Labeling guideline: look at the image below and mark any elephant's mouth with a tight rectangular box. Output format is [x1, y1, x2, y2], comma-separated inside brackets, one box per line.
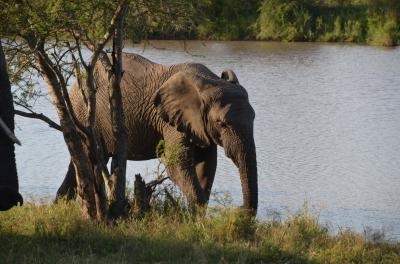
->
[0, 186, 23, 211]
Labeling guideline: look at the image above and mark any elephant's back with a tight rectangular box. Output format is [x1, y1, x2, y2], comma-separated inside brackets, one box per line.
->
[85, 53, 164, 158]
[119, 54, 165, 158]
[122, 52, 156, 70]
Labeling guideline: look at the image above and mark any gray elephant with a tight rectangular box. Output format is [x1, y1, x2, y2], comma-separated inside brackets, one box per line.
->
[58, 53, 257, 214]
[0, 41, 23, 211]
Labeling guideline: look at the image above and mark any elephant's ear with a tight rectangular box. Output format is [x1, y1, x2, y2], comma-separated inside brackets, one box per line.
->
[221, 68, 239, 84]
[152, 72, 210, 146]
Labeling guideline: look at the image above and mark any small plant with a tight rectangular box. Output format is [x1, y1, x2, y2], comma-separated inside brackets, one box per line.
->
[131, 140, 189, 217]
[156, 139, 188, 167]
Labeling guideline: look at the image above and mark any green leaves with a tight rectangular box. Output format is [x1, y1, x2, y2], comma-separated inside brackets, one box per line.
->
[156, 140, 188, 167]
[125, 0, 197, 41]
[196, 0, 261, 40]
[0, 0, 121, 42]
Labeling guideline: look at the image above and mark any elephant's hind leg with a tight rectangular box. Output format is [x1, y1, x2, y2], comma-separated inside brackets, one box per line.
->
[56, 161, 76, 201]
[194, 144, 217, 203]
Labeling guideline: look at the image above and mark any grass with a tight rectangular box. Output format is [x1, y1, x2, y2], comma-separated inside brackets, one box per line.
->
[0, 201, 399, 263]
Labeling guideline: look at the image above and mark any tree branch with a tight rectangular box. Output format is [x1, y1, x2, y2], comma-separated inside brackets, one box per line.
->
[78, 1, 129, 65]
[146, 176, 169, 191]
[14, 109, 61, 131]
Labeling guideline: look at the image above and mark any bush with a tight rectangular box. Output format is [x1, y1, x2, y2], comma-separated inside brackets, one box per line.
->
[256, 0, 314, 41]
[196, 0, 261, 40]
[367, 10, 399, 46]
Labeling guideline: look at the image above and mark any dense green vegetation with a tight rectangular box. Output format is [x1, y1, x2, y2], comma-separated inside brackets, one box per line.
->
[195, 0, 261, 40]
[255, 0, 400, 46]
[138, 0, 400, 46]
[1, 201, 399, 263]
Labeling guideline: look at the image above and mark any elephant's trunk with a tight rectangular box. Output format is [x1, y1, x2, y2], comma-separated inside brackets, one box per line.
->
[224, 134, 258, 215]
[0, 117, 21, 146]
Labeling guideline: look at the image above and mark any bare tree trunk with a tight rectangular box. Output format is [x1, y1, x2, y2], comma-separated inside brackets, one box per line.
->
[31, 41, 101, 220]
[75, 1, 129, 219]
[81, 63, 108, 221]
[107, 3, 129, 218]
[69, 1, 129, 220]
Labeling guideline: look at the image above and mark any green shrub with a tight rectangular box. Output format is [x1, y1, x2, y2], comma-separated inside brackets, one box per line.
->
[256, 0, 314, 41]
[196, 0, 261, 40]
[368, 16, 399, 46]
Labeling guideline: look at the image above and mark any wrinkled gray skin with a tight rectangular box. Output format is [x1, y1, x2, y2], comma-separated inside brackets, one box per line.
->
[58, 53, 258, 214]
[0, 42, 23, 211]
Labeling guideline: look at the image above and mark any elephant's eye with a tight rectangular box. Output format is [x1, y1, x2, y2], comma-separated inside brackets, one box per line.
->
[217, 120, 227, 128]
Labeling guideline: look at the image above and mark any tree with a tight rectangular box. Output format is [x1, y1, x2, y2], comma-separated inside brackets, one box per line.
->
[0, 0, 198, 221]
[0, 0, 129, 221]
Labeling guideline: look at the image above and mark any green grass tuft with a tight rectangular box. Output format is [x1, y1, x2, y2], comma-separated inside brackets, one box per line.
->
[1, 201, 399, 263]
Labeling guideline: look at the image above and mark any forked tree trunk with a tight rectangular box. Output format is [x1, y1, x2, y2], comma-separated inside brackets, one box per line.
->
[32, 41, 104, 220]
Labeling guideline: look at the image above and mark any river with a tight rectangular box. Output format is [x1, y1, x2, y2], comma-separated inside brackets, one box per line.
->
[14, 41, 400, 240]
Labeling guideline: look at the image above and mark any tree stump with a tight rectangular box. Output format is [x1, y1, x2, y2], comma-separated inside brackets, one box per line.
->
[133, 174, 149, 218]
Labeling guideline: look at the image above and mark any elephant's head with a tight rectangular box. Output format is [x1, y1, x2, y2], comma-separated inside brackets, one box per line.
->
[0, 117, 23, 211]
[153, 65, 258, 215]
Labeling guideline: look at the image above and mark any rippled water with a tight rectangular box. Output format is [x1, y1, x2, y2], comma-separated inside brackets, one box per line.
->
[15, 41, 400, 240]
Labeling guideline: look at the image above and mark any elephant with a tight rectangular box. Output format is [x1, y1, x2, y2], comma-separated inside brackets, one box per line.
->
[58, 53, 258, 214]
[0, 41, 23, 211]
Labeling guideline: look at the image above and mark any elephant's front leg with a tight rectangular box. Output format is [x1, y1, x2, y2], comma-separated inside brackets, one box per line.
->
[163, 132, 207, 207]
[165, 154, 208, 207]
[194, 144, 217, 203]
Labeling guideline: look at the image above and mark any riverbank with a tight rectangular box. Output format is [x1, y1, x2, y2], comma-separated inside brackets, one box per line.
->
[1, 202, 399, 263]
[134, 0, 400, 47]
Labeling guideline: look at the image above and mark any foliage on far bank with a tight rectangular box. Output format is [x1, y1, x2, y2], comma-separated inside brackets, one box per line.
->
[131, 0, 400, 46]
[195, 0, 262, 40]
[255, 0, 400, 46]
[0, 201, 399, 263]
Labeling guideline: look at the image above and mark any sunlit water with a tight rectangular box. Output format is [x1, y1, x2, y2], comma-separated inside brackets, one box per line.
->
[15, 41, 400, 240]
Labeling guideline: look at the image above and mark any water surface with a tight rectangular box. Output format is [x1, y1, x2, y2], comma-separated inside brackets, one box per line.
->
[15, 41, 400, 240]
